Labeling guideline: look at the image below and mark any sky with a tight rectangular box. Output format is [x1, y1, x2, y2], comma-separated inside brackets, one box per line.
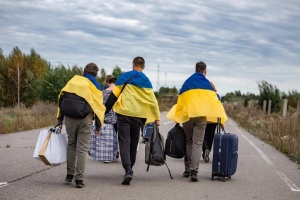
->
[0, 0, 299, 96]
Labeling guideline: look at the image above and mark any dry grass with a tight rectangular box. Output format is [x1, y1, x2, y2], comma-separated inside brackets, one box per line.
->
[224, 102, 300, 164]
[0, 97, 175, 135]
[0, 101, 57, 134]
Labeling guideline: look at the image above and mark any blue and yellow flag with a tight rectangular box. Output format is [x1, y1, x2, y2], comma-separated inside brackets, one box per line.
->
[166, 72, 227, 124]
[57, 75, 106, 124]
[112, 70, 160, 124]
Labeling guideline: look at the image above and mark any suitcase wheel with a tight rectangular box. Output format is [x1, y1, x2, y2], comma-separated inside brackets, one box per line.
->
[222, 177, 226, 182]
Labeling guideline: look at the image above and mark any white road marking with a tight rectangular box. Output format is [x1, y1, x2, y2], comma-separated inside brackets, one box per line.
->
[235, 125, 300, 192]
[239, 132, 274, 166]
[277, 171, 300, 192]
[0, 182, 9, 188]
[163, 121, 174, 125]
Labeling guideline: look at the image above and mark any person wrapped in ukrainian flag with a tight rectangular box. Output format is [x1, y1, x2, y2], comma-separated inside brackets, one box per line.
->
[105, 56, 160, 185]
[166, 61, 227, 182]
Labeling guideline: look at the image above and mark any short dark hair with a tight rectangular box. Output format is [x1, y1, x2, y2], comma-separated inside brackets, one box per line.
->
[84, 63, 99, 77]
[108, 77, 117, 84]
[195, 61, 206, 73]
[105, 75, 114, 84]
[133, 56, 145, 68]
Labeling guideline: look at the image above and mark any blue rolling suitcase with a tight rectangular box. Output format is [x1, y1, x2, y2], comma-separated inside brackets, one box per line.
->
[211, 120, 238, 181]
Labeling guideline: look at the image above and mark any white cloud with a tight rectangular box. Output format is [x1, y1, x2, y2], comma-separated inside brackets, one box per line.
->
[0, 0, 299, 94]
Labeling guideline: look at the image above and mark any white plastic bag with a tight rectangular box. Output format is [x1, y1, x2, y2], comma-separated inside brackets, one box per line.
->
[33, 128, 68, 166]
[33, 129, 49, 161]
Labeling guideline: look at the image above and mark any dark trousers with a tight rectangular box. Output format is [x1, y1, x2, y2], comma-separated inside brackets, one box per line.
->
[202, 123, 217, 152]
[117, 114, 145, 170]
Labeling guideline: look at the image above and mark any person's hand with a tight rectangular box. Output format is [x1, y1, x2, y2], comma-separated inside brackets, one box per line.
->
[55, 119, 63, 128]
[95, 130, 100, 135]
[95, 127, 101, 135]
[156, 120, 160, 126]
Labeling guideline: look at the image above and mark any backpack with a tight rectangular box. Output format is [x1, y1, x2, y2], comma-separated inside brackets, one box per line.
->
[60, 92, 91, 119]
[142, 122, 154, 143]
[165, 123, 186, 159]
[145, 122, 173, 179]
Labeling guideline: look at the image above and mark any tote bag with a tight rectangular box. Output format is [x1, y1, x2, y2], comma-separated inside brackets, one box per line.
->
[33, 127, 68, 166]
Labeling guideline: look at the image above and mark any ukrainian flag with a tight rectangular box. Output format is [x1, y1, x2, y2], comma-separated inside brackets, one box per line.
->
[113, 70, 160, 124]
[166, 72, 227, 124]
[57, 75, 106, 124]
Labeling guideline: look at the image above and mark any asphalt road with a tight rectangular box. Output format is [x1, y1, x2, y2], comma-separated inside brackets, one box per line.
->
[0, 112, 299, 200]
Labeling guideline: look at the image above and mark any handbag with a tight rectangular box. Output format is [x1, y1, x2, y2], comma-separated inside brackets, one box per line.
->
[33, 127, 68, 166]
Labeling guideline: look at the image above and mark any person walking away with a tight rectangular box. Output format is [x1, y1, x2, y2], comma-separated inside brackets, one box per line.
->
[56, 63, 105, 188]
[103, 74, 114, 90]
[103, 77, 119, 161]
[105, 56, 160, 185]
[202, 80, 219, 162]
[166, 61, 227, 182]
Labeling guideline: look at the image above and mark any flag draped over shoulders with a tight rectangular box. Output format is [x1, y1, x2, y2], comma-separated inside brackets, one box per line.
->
[166, 72, 227, 124]
[112, 70, 160, 124]
[57, 75, 106, 124]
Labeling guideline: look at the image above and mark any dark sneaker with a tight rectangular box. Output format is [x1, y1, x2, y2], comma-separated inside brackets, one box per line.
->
[75, 180, 84, 188]
[183, 171, 191, 178]
[190, 171, 198, 182]
[64, 174, 73, 184]
[204, 149, 210, 163]
[122, 169, 133, 185]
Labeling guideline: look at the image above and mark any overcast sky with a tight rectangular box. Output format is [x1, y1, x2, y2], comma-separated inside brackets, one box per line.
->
[0, 0, 299, 95]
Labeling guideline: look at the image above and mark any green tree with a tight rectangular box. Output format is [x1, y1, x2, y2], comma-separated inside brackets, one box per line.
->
[97, 68, 107, 87]
[22, 49, 50, 106]
[0, 48, 8, 107]
[159, 86, 178, 95]
[222, 91, 243, 102]
[257, 80, 281, 113]
[285, 90, 300, 109]
[112, 65, 124, 79]
[40, 65, 80, 102]
[7, 47, 27, 107]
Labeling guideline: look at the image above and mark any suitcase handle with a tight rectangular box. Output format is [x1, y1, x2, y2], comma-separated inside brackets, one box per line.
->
[217, 118, 227, 134]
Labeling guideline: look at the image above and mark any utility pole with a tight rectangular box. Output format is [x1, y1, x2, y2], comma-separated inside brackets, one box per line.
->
[165, 72, 167, 87]
[157, 64, 160, 92]
[17, 62, 20, 108]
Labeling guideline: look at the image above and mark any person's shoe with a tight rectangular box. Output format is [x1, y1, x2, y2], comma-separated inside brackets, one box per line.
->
[64, 174, 73, 184]
[204, 149, 210, 163]
[75, 180, 84, 188]
[183, 171, 191, 178]
[122, 169, 133, 185]
[190, 171, 198, 182]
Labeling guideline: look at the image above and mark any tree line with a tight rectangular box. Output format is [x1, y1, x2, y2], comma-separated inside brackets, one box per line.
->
[4, 46, 295, 112]
[0, 47, 178, 108]
[0, 47, 124, 107]
[222, 80, 300, 113]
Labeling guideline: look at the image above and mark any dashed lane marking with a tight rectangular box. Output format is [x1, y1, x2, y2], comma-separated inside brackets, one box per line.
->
[163, 121, 174, 125]
[233, 122, 300, 192]
[277, 171, 300, 192]
[0, 182, 9, 188]
[239, 131, 274, 166]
